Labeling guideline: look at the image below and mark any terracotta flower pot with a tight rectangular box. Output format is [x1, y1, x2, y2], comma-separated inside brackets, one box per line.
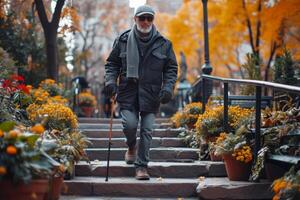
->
[223, 154, 252, 181]
[80, 106, 94, 117]
[0, 179, 48, 200]
[44, 175, 64, 200]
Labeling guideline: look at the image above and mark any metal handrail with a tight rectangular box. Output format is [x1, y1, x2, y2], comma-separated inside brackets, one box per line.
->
[198, 74, 300, 163]
[201, 74, 300, 94]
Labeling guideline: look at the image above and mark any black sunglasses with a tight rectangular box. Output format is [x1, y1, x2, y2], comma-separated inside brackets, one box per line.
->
[138, 16, 154, 22]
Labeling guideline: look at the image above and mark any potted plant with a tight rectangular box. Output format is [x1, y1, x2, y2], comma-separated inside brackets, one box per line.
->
[214, 126, 254, 181]
[171, 102, 203, 129]
[195, 105, 252, 143]
[208, 132, 227, 161]
[40, 128, 90, 180]
[0, 122, 58, 200]
[78, 91, 97, 117]
[272, 167, 300, 200]
[260, 106, 300, 181]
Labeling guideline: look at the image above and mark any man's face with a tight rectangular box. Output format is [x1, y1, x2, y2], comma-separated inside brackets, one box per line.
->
[134, 14, 154, 33]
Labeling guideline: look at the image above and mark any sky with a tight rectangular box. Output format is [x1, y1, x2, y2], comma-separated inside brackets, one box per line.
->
[129, 0, 147, 9]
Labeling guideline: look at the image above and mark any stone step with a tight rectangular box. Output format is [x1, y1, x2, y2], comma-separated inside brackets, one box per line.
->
[61, 196, 198, 200]
[62, 177, 199, 197]
[78, 118, 170, 124]
[88, 137, 186, 148]
[75, 161, 226, 178]
[85, 147, 199, 161]
[82, 128, 183, 138]
[196, 177, 273, 200]
[79, 123, 173, 129]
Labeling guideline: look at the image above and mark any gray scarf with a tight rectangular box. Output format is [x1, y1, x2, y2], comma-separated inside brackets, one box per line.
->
[126, 25, 157, 79]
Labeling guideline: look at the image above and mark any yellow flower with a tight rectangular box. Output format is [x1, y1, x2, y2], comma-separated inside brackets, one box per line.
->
[34, 103, 78, 130]
[32, 88, 50, 104]
[78, 92, 97, 107]
[0, 166, 7, 175]
[31, 124, 45, 134]
[232, 145, 253, 163]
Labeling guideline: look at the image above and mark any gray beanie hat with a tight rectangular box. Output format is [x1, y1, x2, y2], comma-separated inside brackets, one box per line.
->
[134, 5, 155, 16]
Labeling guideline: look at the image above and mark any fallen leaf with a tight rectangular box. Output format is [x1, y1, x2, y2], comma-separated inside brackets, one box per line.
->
[198, 176, 205, 182]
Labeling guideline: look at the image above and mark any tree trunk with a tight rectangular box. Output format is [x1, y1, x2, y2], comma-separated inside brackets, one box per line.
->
[45, 30, 58, 80]
[35, 0, 65, 82]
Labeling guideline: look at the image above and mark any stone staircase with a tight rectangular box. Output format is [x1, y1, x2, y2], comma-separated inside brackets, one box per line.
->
[61, 118, 273, 200]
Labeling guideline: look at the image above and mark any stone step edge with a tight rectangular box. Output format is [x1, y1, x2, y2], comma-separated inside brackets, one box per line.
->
[87, 137, 186, 148]
[74, 160, 226, 178]
[60, 196, 198, 200]
[85, 147, 199, 151]
[87, 137, 185, 140]
[62, 177, 199, 197]
[196, 177, 274, 200]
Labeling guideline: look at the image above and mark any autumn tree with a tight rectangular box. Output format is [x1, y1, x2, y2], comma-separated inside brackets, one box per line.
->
[0, 0, 49, 85]
[161, 0, 300, 83]
[73, 0, 130, 82]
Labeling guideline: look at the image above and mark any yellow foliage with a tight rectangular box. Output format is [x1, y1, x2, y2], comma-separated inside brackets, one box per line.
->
[160, 0, 300, 81]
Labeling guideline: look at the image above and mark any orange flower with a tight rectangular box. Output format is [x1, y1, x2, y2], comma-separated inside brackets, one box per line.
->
[31, 124, 45, 134]
[6, 145, 17, 155]
[272, 194, 280, 200]
[8, 129, 20, 138]
[59, 164, 65, 172]
[0, 130, 4, 137]
[26, 85, 32, 91]
[0, 166, 7, 175]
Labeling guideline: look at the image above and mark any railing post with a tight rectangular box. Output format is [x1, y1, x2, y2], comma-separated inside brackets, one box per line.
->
[202, 78, 206, 114]
[255, 86, 262, 158]
[223, 82, 229, 132]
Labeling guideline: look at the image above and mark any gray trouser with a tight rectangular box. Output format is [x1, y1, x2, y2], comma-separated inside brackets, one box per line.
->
[120, 109, 155, 168]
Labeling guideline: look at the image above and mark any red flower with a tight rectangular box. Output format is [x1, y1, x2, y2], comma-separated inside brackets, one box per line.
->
[2, 79, 11, 88]
[17, 84, 30, 94]
[10, 74, 24, 82]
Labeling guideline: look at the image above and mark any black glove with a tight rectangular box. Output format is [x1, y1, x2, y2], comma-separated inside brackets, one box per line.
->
[159, 90, 172, 104]
[104, 83, 117, 98]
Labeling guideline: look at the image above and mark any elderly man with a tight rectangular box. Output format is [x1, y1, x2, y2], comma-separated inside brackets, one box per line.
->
[104, 5, 178, 180]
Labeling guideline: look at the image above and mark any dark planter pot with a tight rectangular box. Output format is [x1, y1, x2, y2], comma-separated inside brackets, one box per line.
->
[223, 154, 252, 181]
[265, 162, 287, 181]
[44, 175, 64, 200]
[0, 179, 48, 200]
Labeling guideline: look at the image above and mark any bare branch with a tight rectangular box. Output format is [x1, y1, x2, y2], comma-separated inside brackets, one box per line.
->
[242, 0, 255, 53]
[255, 0, 262, 55]
[52, 0, 66, 29]
[34, 0, 49, 31]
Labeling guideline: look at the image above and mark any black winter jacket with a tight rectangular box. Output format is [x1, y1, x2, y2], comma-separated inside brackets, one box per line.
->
[105, 29, 178, 113]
